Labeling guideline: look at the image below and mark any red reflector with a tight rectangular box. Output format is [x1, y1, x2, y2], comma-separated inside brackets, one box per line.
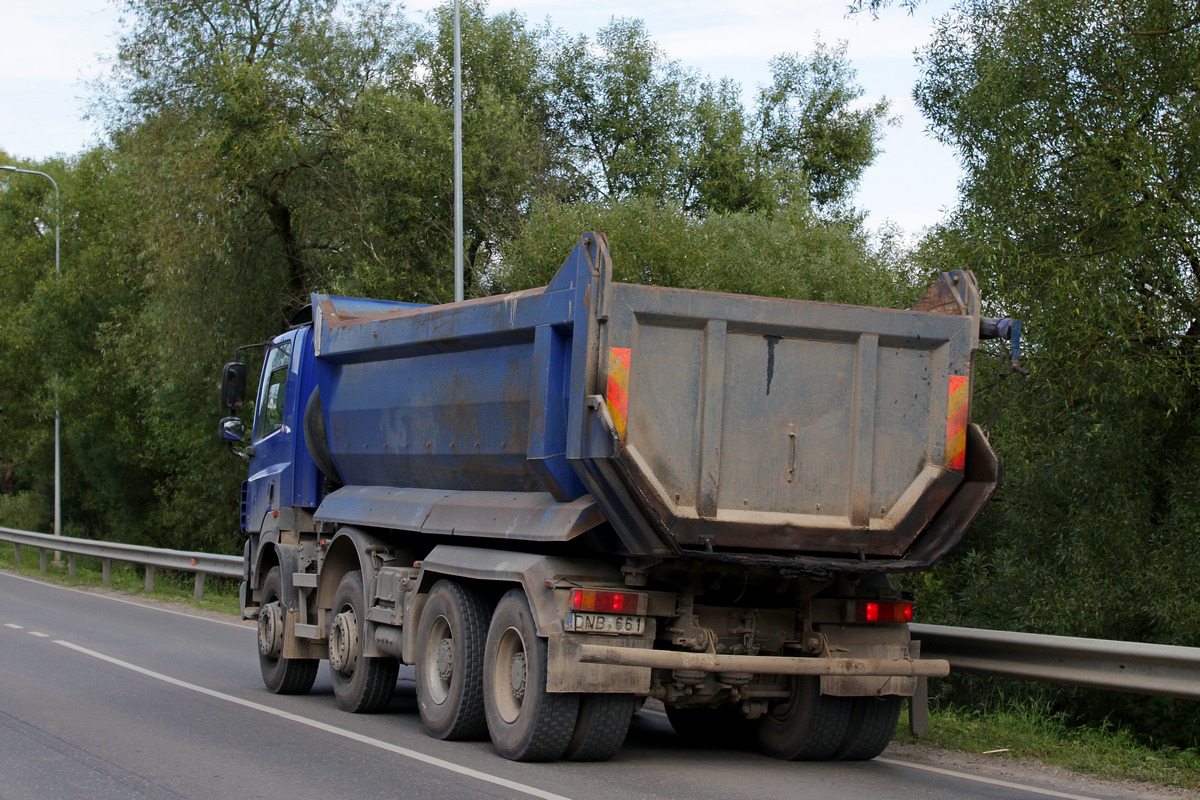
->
[570, 589, 641, 614]
[855, 601, 912, 623]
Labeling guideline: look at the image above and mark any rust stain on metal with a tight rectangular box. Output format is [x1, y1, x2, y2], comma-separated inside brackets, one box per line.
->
[764, 334, 782, 395]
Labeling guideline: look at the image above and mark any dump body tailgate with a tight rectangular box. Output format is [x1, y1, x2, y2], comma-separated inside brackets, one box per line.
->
[596, 280, 980, 558]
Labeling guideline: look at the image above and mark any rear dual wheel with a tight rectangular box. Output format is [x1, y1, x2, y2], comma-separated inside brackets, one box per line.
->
[833, 695, 903, 761]
[755, 677, 901, 761]
[483, 589, 581, 762]
[756, 677, 852, 761]
[563, 693, 636, 762]
[414, 583, 634, 761]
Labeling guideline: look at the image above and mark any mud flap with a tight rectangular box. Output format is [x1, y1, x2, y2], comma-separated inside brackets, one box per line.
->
[548, 634, 651, 694]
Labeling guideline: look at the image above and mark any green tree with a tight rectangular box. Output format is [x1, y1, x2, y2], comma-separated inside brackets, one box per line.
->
[350, 0, 560, 298]
[0, 153, 58, 530]
[680, 79, 770, 214]
[99, 0, 415, 549]
[756, 41, 894, 212]
[490, 196, 915, 310]
[909, 0, 1200, 745]
[545, 22, 891, 216]
[0, 150, 159, 540]
[106, 0, 419, 316]
[547, 18, 696, 201]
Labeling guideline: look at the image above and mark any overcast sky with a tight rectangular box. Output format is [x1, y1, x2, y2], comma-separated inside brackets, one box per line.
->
[0, 0, 960, 235]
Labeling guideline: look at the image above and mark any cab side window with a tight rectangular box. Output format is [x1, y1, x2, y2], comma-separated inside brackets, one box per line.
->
[253, 340, 292, 441]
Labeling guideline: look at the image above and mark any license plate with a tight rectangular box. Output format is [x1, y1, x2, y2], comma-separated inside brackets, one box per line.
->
[565, 612, 645, 635]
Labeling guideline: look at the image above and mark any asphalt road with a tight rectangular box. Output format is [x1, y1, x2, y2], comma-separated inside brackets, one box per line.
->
[0, 571, 1172, 800]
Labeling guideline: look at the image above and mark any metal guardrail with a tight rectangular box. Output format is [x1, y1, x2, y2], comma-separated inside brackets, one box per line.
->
[2, 525, 1198, 717]
[912, 622, 1200, 702]
[904, 623, 1200, 736]
[0, 526, 242, 601]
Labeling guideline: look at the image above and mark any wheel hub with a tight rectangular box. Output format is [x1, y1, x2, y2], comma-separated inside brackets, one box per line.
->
[509, 652, 527, 701]
[329, 609, 359, 675]
[258, 601, 283, 658]
[435, 638, 454, 682]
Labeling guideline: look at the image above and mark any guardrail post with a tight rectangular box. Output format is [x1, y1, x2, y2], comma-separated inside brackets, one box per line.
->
[68, 553, 77, 577]
[144, 565, 155, 593]
[193, 572, 205, 602]
[39, 548, 47, 573]
[909, 640, 930, 737]
[909, 677, 930, 737]
[102, 558, 111, 585]
[13, 542, 20, 566]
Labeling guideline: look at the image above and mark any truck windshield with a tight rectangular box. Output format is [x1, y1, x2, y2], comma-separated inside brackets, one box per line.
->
[253, 339, 292, 442]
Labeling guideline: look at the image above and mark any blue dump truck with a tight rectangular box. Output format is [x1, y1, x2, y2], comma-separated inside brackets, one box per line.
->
[218, 233, 1008, 762]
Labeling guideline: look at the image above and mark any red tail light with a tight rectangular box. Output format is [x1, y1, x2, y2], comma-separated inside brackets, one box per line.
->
[855, 601, 913, 623]
[570, 589, 643, 614]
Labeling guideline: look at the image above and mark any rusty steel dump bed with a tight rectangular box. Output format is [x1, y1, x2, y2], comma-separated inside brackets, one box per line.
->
[310, 233, 998, 574]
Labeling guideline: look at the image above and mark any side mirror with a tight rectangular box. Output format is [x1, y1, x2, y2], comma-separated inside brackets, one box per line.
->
[221, 362, 248, 411]
[219, 416, 251, 462]
[219, 416, 246, 442]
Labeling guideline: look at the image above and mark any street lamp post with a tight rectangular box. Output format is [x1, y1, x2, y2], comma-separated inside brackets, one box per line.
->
[453, 0, 464, 303]
[1, 165, 62, 554]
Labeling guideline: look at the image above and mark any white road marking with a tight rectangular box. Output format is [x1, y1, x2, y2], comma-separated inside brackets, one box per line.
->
[642, 705, 1106, 800]
[877, 757, 1106, 800]
[4, 623, 22, 629]
[0, 570, 252, 630]
[54, 639, 571, 800]
[29, 631, 49, 638]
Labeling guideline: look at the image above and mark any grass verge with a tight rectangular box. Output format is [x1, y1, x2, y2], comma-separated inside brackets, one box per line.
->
[898, 703, 1200, 791]
[0, 540, 241, 616]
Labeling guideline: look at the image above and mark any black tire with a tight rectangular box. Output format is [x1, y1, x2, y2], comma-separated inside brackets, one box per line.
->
[415, 580, 491, 740]
[832, 695, 903, 761]
[258, 566, 319, 695]
[483, 589, 580, 762]
[563, 694, 636, 761]
[328, 570, 398, 713]
[664, 704, 753, 748]
[755, 676, 852, 761]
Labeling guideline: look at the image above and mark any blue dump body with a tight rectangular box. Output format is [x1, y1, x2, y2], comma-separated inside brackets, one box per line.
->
[297, 233, 999, 574]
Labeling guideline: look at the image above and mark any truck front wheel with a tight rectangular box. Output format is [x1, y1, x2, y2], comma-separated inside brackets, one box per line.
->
[483, 589, 580, 761]
[258, 567, 318, 694]
[329, 570, 399, 713]
[415, 580, 490, 740]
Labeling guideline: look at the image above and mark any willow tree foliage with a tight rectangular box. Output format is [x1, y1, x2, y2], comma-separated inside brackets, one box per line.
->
[546, 22, 892, 215]
[905, 0, 1200, 746]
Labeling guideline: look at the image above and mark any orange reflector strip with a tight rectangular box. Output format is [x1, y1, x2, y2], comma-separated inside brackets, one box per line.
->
[946, 375, 969, 470]
[606, 347, 631, 441]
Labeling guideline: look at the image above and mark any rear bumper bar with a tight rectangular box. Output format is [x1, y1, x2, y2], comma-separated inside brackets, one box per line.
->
[577, 644, 950, 677]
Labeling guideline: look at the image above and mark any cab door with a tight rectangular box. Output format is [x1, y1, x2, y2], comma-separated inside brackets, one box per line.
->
[245, 332, 297, 532]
